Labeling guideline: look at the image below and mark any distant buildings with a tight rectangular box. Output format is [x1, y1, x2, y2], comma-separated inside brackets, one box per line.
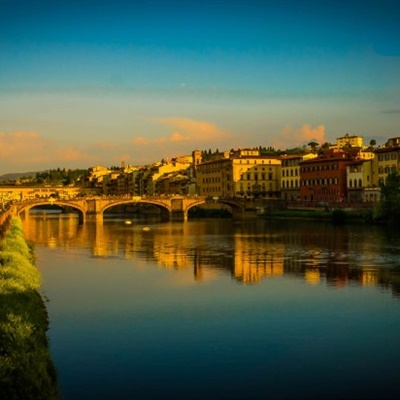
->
[195, 148, 281, 198]
[6, 133, 396, 207]
[335, 133, 364, 149]
[299, 148, 353, 203]
[280, 153, 317, 201]
[83, 134, 400, 207]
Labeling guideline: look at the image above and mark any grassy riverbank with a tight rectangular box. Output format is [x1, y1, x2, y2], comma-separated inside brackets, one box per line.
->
[0, 217, 59, 399]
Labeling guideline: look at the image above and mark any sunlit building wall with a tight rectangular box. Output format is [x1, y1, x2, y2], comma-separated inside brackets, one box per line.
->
[373, 137, 400, 186]
[300, 148, 354, 203]
[336, 133, 364, 149]
[280, 153, 317, 201]
[346, 159, 378, 202]
[196, 150, 281, 198]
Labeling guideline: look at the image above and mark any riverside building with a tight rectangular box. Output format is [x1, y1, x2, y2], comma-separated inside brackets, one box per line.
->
[280, 153, 317, 201]
[373, 137, 400, 186]
[196, 148, 281, 198]
[300, 148, 354, 204]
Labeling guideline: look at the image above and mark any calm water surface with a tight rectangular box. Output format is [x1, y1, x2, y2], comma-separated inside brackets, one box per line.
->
[22, 213, 400, 400]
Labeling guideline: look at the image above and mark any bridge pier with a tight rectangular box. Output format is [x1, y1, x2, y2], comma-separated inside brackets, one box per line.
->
[86, 212, 103, 223]
[169, 210, 187, 222]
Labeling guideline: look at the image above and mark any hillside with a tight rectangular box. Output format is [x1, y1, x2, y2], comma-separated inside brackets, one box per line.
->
[0, 172, 39, 182]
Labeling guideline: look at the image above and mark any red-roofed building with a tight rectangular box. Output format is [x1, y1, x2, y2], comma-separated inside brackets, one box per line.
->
[300, 149, 355, 204]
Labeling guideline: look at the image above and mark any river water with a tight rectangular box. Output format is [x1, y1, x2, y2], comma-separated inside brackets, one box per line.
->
[22, 212, 400, 400]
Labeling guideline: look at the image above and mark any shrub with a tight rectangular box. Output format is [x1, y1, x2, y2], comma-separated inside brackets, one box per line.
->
[0, 217, 59, 399]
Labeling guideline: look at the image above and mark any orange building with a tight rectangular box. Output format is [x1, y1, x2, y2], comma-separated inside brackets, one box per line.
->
[300, 149, 355, 204]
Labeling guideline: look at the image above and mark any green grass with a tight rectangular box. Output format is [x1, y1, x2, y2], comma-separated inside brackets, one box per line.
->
[0, 217, 59, 399]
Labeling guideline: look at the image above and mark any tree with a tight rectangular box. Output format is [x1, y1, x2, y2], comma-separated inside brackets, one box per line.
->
[377, 172, 400, 223]
[308, 141, 319, 153]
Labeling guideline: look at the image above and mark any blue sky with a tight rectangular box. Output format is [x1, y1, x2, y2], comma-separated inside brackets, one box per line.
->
[0, 0, 399, 173]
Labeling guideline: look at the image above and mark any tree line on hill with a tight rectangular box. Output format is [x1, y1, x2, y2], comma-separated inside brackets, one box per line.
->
[0, 168, 89, 187]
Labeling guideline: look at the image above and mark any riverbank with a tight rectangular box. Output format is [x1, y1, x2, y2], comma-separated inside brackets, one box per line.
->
[189, 204, 375, 223]
[262, 207, 374, 223]
[0, 217, 59, 399]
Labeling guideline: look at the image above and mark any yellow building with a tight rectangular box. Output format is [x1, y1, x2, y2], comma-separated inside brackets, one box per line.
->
[280, 153, 317, 201]
[141, 159, 193, 195]
[336, 133, 364, 149]
[196, 149, 281, 198]
[346, 159, 379, 202]
[373, 138, 400, 186]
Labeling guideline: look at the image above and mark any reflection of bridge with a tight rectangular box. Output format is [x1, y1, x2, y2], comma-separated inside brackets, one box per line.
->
[10, 195, 259, 222]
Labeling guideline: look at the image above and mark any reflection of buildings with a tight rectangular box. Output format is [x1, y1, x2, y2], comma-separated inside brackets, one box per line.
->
[232, 233, 284, 284]
[23, 212, 86, 248]
[21, 215, 400, 297]
[305, 268, 321, 285]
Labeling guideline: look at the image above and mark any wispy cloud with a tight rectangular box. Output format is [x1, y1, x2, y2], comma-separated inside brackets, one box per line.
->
[382, 109, 400, 114]
[125, 117, 231, 162]
[131, 131, 190, 145]
[156, 117, 230, 143]
[271, 124, 326, 149]
[0, 131, 96, 171]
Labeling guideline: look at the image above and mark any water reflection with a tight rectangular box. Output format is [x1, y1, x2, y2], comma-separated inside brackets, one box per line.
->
[23, 212, 400, 298]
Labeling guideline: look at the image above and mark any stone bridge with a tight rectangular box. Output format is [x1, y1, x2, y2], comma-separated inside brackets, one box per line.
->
[1, 194, 275, 226]
[11, 195, 216, 222]
[10, 195, 264, 222]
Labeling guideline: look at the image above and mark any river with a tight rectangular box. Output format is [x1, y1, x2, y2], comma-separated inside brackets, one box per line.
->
[22, 212, 400, 400]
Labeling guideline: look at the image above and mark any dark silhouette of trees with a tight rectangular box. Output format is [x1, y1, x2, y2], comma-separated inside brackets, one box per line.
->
[35, 168, 89, 186]
[376, 172, 400, 223]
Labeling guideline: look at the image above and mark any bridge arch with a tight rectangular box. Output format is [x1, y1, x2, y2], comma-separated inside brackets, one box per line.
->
[17, 201, 86, 223]
[216, 199, 246, 219]
[185, 199, 207, 214]
[99, 199, 171, 220]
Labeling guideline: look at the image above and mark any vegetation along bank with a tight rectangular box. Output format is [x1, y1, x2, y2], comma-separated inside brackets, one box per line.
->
[0, 217, 59, 400]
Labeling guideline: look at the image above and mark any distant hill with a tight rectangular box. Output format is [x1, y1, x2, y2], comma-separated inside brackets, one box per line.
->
[0, 172, 39, 182]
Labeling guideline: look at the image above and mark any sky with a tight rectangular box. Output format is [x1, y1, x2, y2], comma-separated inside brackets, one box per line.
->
[0, 0, 399, 173]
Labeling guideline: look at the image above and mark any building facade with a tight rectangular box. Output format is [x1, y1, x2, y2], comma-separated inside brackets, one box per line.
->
[280, 153, 317, 201]
[373, 137, 400, 186]
[346, 159, 378, 202]
[336, 133, 364, 149]
[300, 149, 354, 204]
[196, 149, 281, 198]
